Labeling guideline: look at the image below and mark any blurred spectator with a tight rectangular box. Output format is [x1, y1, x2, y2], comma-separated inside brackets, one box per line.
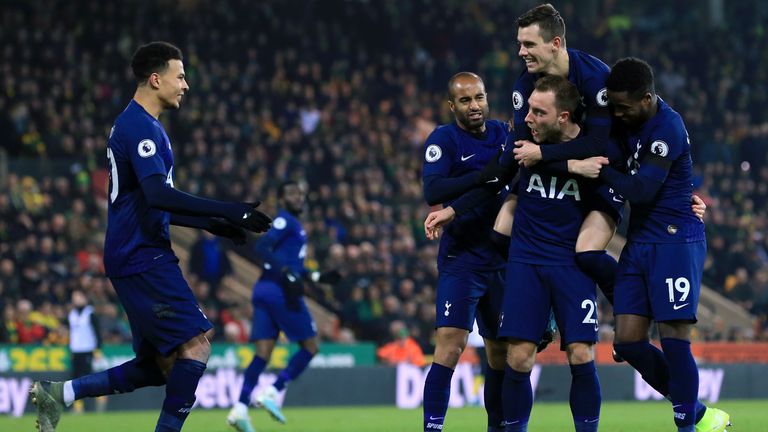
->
[376, 320, 426, 367]
[189, 231, 233, 301]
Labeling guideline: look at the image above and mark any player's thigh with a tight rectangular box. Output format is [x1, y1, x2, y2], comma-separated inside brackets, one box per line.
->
[110, 262, 212, 357]
[576, 210, 616, 252]
[435, 269, 484, 331]
[613, 243, 652, 318]
[614, 314, 652, 343]
[647, 241, 706, 322]
[250, 282, 283, 341]
[565, 342, 595, 365]
[483, 338, 508, 370]
[272, 296, 318, 342]
[505, 339, 537, 372]
[497, 262, 551, 343]
[545, 266, 598, 346]
[476, 269, 505, 340]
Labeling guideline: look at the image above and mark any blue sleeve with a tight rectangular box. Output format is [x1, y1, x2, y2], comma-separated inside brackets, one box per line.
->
[423, 172, 478, 206]
[511, 74, 534, 143]
[598, 121, 685, 205]
[598, 166, 663, 204]
[253, 223, 288, 270]
[140, 175, 244, 220]
[423, 127, 478, 205]
[170, 214, 212, 230]
[125, 122, 168, 182]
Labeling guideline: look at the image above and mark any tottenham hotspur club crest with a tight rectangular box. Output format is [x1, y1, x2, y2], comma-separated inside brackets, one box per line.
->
[444, 301, 452, 317]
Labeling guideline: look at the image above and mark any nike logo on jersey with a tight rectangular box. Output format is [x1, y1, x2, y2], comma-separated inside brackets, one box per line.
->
[429, 416, 444, 421]
[612, 196, 623, 202]
[460, 154, 476, 161]
[486, 177, 499, 183]
[673, 303, 689, 310]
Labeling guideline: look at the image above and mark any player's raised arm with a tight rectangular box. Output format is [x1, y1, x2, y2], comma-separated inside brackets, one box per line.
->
[140, 174, 271, 233]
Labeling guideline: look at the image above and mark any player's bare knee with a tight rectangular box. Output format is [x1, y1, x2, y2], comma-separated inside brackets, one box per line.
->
[255, 339, 276, 360]
[565, 343, 594, 365]
[658, 321, 693, 340]
[484, 340, 508, 370]
[300, 338, 319, 355]
[506, 341, 536, 372]
[178, 333, 211, 363]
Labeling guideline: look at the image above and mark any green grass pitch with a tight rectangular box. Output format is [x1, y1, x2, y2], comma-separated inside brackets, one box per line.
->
[1, 400, 759, 431]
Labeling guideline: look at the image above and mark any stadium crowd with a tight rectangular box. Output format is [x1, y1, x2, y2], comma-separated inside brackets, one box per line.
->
[1, 0, 767, 354]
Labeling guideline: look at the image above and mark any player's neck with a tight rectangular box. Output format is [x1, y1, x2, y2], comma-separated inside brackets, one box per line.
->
[133, 90, 164, 119]
[544, 49, 569, 78]
[560, 123, 580, 142]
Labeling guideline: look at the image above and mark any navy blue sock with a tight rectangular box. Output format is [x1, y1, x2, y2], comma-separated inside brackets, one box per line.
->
[574, 251, 617, 305]
[423, 363, 453, 431]
[484, 366, 505, 431]
[661, 338, 699, 430]
[490, 230, 511, 261]
[273, 348, 314, 391]
[502, 365, 531, 432]
[613, 341, 671, 397]
[238, 355, 267, 404]
[155, 359, 206, 432]
[73, 358, 166, 399]
[570, 361, 600, 432]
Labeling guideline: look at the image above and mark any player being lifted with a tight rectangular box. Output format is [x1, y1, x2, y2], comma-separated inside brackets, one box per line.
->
[460, 5, 705, 350]
[30, 41, 272, 432]
[430, 75, 610, 432]
[227, 180, 340, 432]
[586, 57, 731, 432]
[421, 72, 511, 432]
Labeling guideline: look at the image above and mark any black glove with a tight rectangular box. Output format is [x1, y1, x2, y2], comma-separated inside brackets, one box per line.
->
[281, 267, 305, 297]
[206, 217, 247, 245]
[227, 201, 272, 233]
[475, 148, 510, 190]
[309, 270, 342, 285]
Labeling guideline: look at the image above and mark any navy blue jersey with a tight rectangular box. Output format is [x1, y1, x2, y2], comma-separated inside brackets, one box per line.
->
[254, 209, 308, 283]
[507, 49, 626, 167]
[104, 100, 178, 277]
[509, 161, 600, 265]
[512, 49, 611, 141]
[620, 98, 705, 243]
[422, 120, 508, 271]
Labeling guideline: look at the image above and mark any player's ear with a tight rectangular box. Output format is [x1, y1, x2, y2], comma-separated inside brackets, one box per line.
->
[551, 36, 562, 50]
[447, 99, 455, 113]
[148, 72, 161, 90]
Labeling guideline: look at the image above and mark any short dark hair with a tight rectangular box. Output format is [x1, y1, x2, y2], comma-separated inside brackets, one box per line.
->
[533, 75, 580, 117]
[278, 180, 300, 198]
[447, 71, 484, 101]
[517, 3, 566, 43]
[606, 57, 656, 100]
[131, 42, 183, 84]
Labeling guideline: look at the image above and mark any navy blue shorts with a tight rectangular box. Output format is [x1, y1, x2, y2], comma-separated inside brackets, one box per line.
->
[434, 268, 504, 339]
[589, 183, 625, 225]
[498, 261, 598, 345]
[111, 262, 212, 358]
[614, 241, 706, 322]
[251, 280, 317, 342]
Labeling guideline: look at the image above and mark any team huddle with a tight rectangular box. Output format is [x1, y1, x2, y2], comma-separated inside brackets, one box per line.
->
[23, 3, 732, 432]
[420, 4, 729, 432]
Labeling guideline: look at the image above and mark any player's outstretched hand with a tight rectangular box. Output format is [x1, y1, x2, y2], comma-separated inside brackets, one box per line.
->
[568, 156, 609, 178]
[691, 194, 707, 221]
[229, 201, 272, 233]
[476, 148, 507, 188]
[424, 207, 456, 240]
[513, 140, 542, 167]
[207, 217, 247, 245]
